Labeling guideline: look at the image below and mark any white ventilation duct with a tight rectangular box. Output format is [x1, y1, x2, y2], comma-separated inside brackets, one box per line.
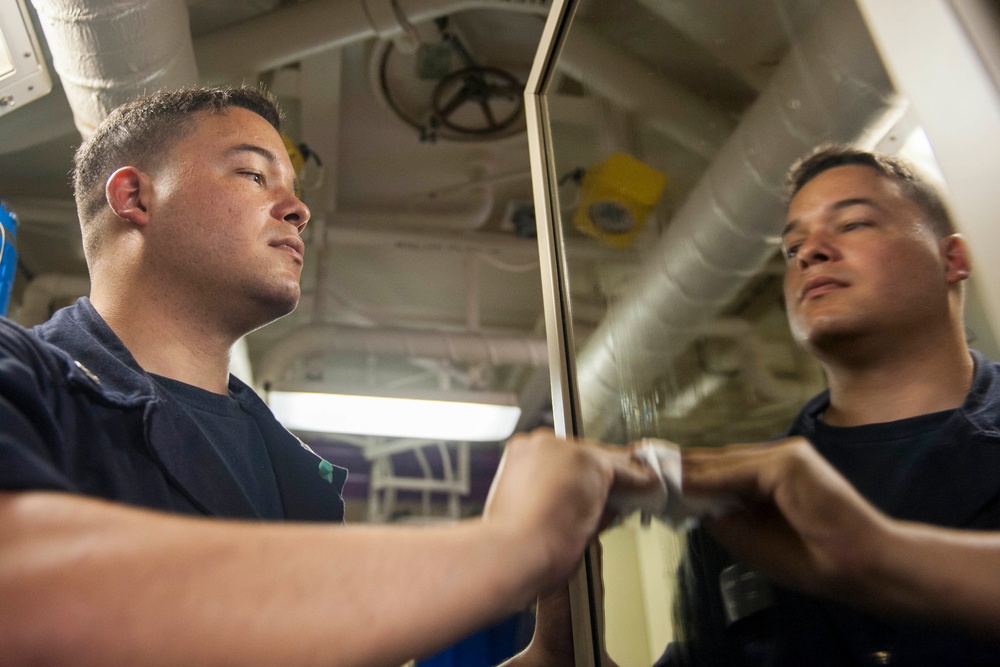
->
[29, 0, 200, 136]
[573, 0, 901, 437]
[256, 324, 548, 388]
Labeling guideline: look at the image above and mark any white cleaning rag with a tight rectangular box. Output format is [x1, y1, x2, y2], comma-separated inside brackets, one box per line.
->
[610, 438, 739, 529]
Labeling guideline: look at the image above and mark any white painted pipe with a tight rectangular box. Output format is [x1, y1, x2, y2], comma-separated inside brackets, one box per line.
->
[334, 184, 495, 232]
[256, 323, 549, 387]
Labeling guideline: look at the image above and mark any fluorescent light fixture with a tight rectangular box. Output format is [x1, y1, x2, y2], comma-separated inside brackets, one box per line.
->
[268, 389, 522, 442]
[0, 0, 52, 118]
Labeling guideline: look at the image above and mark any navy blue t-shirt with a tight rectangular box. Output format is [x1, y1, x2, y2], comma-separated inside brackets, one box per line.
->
[151, 374, 284, 520]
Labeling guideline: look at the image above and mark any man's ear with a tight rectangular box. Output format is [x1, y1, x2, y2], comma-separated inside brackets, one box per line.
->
[105, 166, 151, 226]
[941, 234, 971, 284]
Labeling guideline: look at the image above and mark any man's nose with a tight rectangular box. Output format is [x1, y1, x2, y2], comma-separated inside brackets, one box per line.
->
[796, 231, 835, 269]
[278, 190, 310, 234]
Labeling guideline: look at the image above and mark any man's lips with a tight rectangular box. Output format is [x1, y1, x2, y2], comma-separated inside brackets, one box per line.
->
[271, 237, 305, 263]
[800, 276, 847, 301]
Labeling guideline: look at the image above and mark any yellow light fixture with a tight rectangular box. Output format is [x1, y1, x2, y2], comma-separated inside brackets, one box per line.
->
[572, 152, 667, 249]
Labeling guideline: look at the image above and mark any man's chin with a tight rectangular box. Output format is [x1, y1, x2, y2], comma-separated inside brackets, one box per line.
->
[242, 288, 300, 331]
[793, 313, 856, 343]
[795, 322, 875, 361]
[264, 292, 300, 321]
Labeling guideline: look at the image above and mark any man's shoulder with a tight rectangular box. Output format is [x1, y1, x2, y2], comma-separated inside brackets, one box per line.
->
[0, 315, 64, 365]
[0, 315, 83, 399]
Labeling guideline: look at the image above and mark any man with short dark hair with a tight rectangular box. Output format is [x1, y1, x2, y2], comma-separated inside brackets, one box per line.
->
[0, 85, 654, 666]
[665, 143, 1000, 666]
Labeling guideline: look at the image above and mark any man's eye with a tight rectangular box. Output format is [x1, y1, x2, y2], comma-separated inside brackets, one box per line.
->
[784, 245, 800, 260]
[842, 221, 870, 231]
[241, 171, 263, 185]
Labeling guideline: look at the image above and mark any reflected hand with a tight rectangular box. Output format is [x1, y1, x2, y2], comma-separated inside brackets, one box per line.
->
[681, 437, 888, 601]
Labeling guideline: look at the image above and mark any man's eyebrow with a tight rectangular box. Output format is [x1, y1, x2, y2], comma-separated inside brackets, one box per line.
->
[226, 143, 277, 163]
[780, 220, 799, 239]
[780, 197, 880, 238]
[225, 143, 300, 193]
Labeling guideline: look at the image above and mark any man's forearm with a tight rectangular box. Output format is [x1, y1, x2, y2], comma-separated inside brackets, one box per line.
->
[0, 491, 545, 667]
[866, 519, 1000, 638]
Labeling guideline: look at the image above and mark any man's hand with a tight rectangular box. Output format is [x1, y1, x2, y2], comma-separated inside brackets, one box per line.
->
[681, 437, 888, 602]
[484, 429, 657, 595]
[681, 437, 1000, 638]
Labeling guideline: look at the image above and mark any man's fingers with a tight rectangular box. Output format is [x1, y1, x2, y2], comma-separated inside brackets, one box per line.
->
[682, 449, 775, 497]
[607, 452, 659, 489]
[682, 437, 814, 498]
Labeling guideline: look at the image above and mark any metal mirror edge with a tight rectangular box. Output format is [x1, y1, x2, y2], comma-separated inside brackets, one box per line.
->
[525, 0, 602, 664]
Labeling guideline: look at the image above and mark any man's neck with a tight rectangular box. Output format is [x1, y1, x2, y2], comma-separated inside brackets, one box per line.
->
[819, 331, 973, 427]
[90, 291, 236, 395]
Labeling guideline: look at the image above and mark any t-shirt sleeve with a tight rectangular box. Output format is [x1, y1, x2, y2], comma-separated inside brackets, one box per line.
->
[0, 324, 75, 492]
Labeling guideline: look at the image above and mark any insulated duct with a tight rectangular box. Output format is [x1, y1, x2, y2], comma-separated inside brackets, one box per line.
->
[256, 324, 549, 388]
[29, 0, 199, 136]
[574, 0, 900, 437]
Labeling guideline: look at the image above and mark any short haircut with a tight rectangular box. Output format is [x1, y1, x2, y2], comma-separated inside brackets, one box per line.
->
[784, 143, 955, 238]
[72, 85, 283, 251]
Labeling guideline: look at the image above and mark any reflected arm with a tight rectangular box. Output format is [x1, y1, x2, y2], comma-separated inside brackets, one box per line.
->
[683, 437, 1000, 638]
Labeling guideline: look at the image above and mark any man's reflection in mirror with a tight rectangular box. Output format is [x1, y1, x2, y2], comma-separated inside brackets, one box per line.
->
[660, 144, 1000, 666]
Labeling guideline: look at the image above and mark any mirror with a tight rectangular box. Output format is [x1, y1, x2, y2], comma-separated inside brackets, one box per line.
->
[526, 0, 1000, 664]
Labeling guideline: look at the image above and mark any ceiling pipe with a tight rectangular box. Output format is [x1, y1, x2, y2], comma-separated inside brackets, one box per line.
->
[256, 324, 549, 389]
[29, 0, 199, 137]
[334, 186, 495, 231]
[556, 23, 735, 160]
[322, 221, 635, 262]
[194, 0, 551, 84]
[631, 0, 827, 92]
[574, 0, 902, 438]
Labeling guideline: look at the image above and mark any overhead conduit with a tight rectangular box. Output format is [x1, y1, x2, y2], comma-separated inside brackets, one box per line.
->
[573, 0, 902, 438]
[256, 324, 549, 389]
